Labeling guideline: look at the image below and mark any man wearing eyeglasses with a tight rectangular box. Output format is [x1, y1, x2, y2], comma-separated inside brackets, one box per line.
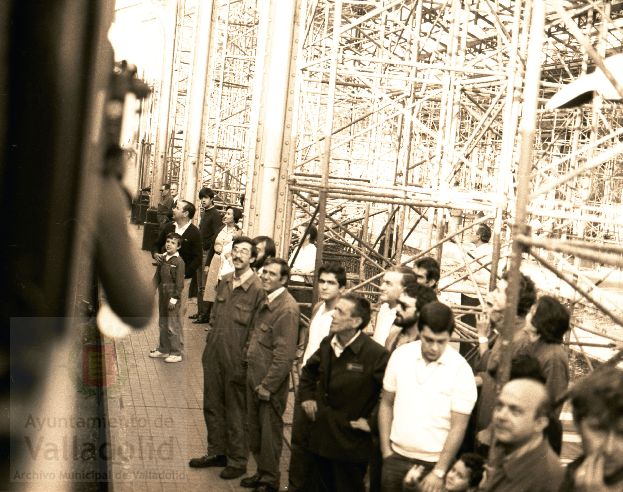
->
[189, 236, 265, 482]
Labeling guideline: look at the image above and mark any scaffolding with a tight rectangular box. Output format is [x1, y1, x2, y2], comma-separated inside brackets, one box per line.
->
[118, 0, 623, 367]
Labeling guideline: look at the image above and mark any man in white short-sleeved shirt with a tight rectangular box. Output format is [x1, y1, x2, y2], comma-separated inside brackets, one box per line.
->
[378, 301, 477, 492]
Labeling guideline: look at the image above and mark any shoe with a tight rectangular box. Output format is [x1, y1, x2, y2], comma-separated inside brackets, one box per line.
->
[164, 354, 182, 363]
[240, 473, 262, 488]
[188, 454, 226, 468]
[188, 313, 199, 320]
[253, 484, 278, 492]
[192, 316, 210, 324]
[219, 466, 246, 480]
[149, 349, 169, 358]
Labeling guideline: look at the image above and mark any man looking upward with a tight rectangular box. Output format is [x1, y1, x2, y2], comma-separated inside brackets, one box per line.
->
[373, 266, 417, 347]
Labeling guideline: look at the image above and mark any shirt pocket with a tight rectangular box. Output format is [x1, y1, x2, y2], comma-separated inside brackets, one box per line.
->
[256, 322, 273, 349]
[233, 303, 254, 326]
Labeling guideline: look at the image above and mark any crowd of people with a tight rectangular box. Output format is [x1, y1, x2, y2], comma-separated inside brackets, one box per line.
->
[147, 185, 623, 492]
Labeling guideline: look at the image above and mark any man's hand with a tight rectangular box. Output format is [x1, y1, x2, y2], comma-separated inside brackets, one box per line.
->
[403, 465, 425, 486]
[574, 453, 620, 492]
[419, 471, 444, 492]
[301, 400, 317, 421]
[168, 301, 176, 311]
[350, 418, 371, 432]
[255, 384, 270, 401]
[476, 312, 489, 337]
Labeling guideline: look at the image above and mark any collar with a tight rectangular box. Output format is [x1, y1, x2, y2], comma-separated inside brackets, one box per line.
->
[330, 331, 362, 358]
[266, 286, 285, 305]
[164, 252, 180, 261]
[231, 268, 255, 290]
[175, 220, 191, 236]
[413, 340, 450, 365]
[499, 436, 547, 482]
[380, 302, 397, 314]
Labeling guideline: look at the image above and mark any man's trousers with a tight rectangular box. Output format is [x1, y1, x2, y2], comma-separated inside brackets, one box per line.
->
[246, 381, 289, 488]
[202, 344, 248, 469]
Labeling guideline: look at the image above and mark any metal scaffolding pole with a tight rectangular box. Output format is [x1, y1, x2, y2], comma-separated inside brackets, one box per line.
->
[245, 0, 297, 237]
[180, 0, 214, 203]
[151, 0, 179, 206]
[496, 0, 544, 391]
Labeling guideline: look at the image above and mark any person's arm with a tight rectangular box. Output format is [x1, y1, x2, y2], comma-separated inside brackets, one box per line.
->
[541, 351, 569, 414]
[171, 257, 185, 299]
[260, 305, 300, 394]
[419, 411, 471, 492]
[152, 224, 168, 259]
[378, 389, 396, 458]
[299, 343, 322, 421]
[97, 176, 154, 326]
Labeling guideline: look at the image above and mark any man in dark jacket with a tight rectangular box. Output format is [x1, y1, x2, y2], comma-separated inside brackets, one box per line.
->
[190, 186, 222, 323]
[241, 258, 300, 492]
[298, 293, 389, 492]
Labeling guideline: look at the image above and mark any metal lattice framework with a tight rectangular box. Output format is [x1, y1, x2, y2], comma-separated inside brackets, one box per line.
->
[200, 0, 261, 206]
[118, 0, 623, 363]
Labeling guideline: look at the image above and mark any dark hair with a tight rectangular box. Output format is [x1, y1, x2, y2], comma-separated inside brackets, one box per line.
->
[162, 183, 171, 190]
[389, 265, 417, 287]
[198, 187, 215, 199]
[264, 257, 290, 283]
[165, 232, 182, 247]
[570, 367, 623, 426]
[340, 293, 371, 331]
[232, 236, 257, 261]
[532, 296, 570, 344]
[318, 263, 347, 287]
[510, 354, 546, 384]
[414, 256, 440, 285]
[180, 200, 196, 219]
[417, 301, 455, 335]
[501, 271, 537, 317]
[458, 453, 485, 487]
[477, 224, 492, 243]
[252, 235, 276, 269]
[402, 281, 437, 311]
[227, 206, 243, 223]
[300, 224, 318, 244]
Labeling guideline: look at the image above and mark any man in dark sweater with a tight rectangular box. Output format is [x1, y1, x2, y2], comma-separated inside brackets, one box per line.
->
[153, 199, 202, 345]
[190, 186, 222, 323]
[298, 294, 389, 491]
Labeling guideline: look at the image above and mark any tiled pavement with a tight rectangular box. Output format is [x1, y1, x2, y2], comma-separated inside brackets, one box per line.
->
[105, 224, 293, 491]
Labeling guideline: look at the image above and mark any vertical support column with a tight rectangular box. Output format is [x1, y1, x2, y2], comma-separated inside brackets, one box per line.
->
[497, 0, 544, 391]
[244, 0, 297, 238]
[313, 0, 342, 303]
[489, 0, 524, 290]
[151, 0, 179, 207]
[180, 0, 214, 205]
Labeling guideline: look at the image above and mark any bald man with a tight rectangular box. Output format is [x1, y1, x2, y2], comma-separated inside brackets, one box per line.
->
[483, 378, 563, 491]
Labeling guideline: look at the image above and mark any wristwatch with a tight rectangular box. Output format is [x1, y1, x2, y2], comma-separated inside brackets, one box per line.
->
[432, 468, 445, 479]
[478, 335, 489, 344]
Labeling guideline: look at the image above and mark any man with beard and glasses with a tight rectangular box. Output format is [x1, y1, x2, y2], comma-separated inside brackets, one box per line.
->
[189, 236, 264, 482]
[384, 281, 438, 353]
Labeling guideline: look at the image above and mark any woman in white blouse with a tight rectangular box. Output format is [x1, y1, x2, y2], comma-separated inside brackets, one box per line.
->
[203, 206, 242, 303]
